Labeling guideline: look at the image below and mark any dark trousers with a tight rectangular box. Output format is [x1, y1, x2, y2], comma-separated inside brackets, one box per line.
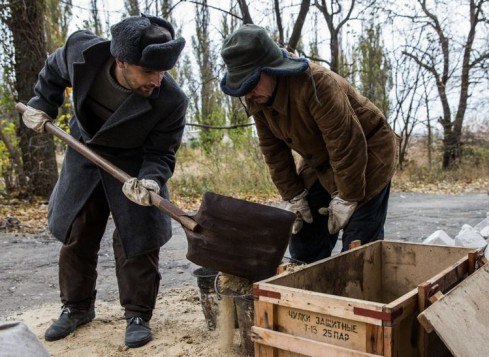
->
[58, 183, 160, 321]
[289, 180, 390, 264]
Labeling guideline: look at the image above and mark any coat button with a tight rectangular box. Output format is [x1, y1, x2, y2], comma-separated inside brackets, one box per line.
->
[285, 137, 292, 144]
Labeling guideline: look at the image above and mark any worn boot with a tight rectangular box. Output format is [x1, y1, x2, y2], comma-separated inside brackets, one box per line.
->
[125, 317, 152, 348]
[45, 306, 95, 341]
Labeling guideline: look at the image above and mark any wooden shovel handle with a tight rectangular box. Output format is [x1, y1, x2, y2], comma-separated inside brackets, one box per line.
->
[15, 102, 198, 231]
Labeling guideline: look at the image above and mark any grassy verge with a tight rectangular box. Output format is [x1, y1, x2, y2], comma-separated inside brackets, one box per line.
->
[169, 139, 280, 210]
[1, 138, 487, 233]
[392, 138, 489, 194]
[170, 139, 489, 210]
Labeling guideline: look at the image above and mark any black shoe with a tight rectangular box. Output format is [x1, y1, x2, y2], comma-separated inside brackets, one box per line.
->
[45, 306, 95, 341]
[125, 317, 152, 348]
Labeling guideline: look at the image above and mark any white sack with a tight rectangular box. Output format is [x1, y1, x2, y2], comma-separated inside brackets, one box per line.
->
[454, 224, 487, 248]
[423, 230, 454, 246]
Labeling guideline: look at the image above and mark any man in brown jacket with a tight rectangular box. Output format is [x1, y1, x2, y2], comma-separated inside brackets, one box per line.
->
[220, 24, 398, 264]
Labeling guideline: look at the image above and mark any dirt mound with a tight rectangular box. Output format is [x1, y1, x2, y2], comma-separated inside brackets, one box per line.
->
[7, 287, 242, 357]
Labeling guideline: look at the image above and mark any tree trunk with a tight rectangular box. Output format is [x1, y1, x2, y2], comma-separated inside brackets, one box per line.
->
[411, 0, 488, 169]
[398, 136, 405, 170]
[442, 131, 460, 169]
[194, 0, 224, 153]
[427, 122, 432, 170]
[330, 31, 339, 74]
[287, 0, 311, 52]
[7, 0, 58, 198]
[0, 126, 27, 195]
[273, 0, 284, 46]
[237, 0, 253, 24]
[124, 0, 140, 16]
[316, 0, 356, 74]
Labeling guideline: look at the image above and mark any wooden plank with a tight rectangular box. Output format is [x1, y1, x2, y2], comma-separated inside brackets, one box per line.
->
[393, 312, 417, 356]
[417, 312, 434, 334]
[426, 256, 470, 292]
[417, 264, 489, 357]
[365, 324, 383, 354]
[254, 300, 276, 328]
[256, 282, 385, 326]
[275, 305, 368, 351]
[414, 250, 474, 330]
[468, 251, 476, 274]
[428, 291, 444, 304]
[276, 263, 291, 275]
[417, 282, 430, 357]
[383, 326, 392, 357]
[381, 242, 473, 303]
[349, 240, 362, 250]
[258, 240, 382, 285]
[265, 241, 382, 304]
[362, 241, 382, 303]
[254, 300, 277, 357]
[251, 326, 379, 357]
[384, 290, 418, 327]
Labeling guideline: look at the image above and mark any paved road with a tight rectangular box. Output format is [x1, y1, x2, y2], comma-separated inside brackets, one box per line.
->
[1, 192, 487, 318]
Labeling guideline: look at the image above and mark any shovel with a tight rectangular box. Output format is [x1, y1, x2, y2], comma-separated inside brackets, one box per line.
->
[16, 103, 295, 281]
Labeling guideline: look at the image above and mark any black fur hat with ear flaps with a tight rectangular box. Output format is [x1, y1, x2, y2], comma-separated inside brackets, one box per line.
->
[110, 14, 185, 71]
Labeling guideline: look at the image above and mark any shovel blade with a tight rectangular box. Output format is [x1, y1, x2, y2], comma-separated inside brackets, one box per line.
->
[185, 192, 295, 281]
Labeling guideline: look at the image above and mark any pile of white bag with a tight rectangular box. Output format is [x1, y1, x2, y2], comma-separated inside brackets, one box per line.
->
[423, 212, 489, 258]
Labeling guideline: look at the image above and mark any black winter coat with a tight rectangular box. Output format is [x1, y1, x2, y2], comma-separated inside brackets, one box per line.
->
[28, 30, 188, 257]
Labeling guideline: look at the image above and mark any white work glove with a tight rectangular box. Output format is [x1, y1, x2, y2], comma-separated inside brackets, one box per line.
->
[122, 178, 160, 206]
[319, 196, 358, 234]
[22, 106, 52, 133]
[285, 190, 313, 235]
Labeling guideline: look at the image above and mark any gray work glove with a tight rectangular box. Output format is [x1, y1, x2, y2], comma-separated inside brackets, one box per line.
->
[122, 178, 160, 206]
[319, 196, 358, 234]
[22, 106, 52, 133]
[285, 190, 313, 235]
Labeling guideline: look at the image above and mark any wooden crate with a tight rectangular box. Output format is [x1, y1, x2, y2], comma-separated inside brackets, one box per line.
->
[252, 241, 483, 357]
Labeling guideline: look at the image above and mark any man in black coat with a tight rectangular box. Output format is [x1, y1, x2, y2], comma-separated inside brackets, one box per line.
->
[22, 14, 188, 348]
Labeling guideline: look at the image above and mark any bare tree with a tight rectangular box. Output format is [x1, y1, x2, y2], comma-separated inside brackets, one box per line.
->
[273, 0, 284, 46]
[314, 0, 356, 74]
[220, 1, 252, 146]
[237, 0, 253, 24]
[353, 21, 392, 116]
[124, 0, 140, 16]
[3, 0, 58, 197]
[287, 0, 311, 52]
[390, 54, 424, 169]
[421, 74, 437, 170]
[193, 0, 224, 151]
[161, 0, 172, 18]
[89, 0, 102, 36]
[399, 0, 489, 169]
[0, 120, 27, 194]
[44, 0, 72, 53]
[235, 0, 311, 52]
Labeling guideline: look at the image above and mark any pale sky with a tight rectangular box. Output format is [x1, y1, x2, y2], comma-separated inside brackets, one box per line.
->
[66, 1, 488, 132]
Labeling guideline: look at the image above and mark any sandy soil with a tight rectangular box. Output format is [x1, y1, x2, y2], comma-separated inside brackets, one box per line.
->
[6, 287, 243, 357]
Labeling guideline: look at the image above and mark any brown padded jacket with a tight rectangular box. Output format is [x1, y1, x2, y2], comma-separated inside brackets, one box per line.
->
[247, 62, 398, 203]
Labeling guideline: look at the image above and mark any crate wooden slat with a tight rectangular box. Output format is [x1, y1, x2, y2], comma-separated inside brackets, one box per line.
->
[253, 241, 481, 357]
[417, 264, 489, 357]
[252, 326, 380, 357]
